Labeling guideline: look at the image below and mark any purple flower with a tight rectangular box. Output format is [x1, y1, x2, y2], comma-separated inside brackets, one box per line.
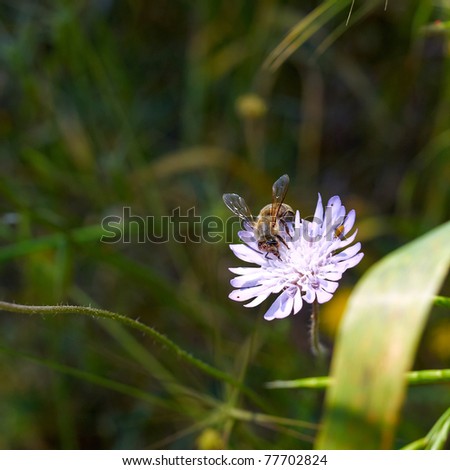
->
[228, 194, 363, 321]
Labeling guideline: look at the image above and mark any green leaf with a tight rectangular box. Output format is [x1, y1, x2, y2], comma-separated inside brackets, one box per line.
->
[425, 407, 450, 450]
[316, 221, 450, 449]
[402, 407, 450, 450]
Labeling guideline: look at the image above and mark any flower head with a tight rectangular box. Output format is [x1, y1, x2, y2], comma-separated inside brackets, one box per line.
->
[228, 194, 363, 321]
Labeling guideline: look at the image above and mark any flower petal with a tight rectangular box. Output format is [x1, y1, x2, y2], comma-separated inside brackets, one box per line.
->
[316, 289, 334, 303]
[230, 271, 268, 288]
[337, 230, 358, 248]
[322, 271, 343, 281]
[326, 196, 342, 220]
[302, 288, 315, 304]
[319, 279, 339, 293]
[342, 209, 356, 234]
[229, 244, 265, 264]
[294, 210, 301, 229]
[313, 193, 324, 223]
[229, 267, 263, 275]
[229, 283, 272, 302]
[334, 242, 362, 260]
[336, 252, 364, 270]
[293, 288, 303, 314]
[264, 290, 294, 321]
[244, 291, 272, 308]
[238, 230, 258, 250]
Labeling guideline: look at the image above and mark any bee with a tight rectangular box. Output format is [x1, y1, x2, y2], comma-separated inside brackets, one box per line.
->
[223, 174, 295, 260]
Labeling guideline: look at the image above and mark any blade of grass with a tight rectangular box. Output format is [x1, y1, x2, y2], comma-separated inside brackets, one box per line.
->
[425, 407, 450, 450]
[316, 221, 450, 449]
[263, 0, 351, 71]
[264, 0, 386, 71]
[402, 407, 450, 450]
[315, 0, 381, 57]
[0, 344, 169, 409]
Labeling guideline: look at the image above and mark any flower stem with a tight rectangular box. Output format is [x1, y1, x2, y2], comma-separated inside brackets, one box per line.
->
[266, 368, 450, 389]
[310, 300, 322, 357]
[434, 295, 450, 308]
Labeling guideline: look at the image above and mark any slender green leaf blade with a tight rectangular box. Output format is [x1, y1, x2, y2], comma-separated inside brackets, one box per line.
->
[317, 221, 450, 449]
[425, 407, 450, 450]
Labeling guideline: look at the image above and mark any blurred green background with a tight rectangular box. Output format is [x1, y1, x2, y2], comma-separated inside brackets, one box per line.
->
[0, 0, 449, 449]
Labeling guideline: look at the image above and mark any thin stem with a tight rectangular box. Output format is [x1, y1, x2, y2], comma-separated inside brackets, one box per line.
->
[227, 406, 319, 430]
[310, 299, 321, 356]
[346, 0, 355, 26]
[226, 407, 316, 443]
[266, 369, 450, 389]
[434, 295, 450, 308]
[0, 300, 263, 407]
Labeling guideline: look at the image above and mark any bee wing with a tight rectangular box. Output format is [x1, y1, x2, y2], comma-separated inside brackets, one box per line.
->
[271, 174, 290, 226]
[223, 193, 254, 230]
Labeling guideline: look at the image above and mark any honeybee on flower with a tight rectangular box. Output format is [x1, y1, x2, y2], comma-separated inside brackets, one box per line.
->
[223, 176, 363, 321]
[223, 174, 294, 260]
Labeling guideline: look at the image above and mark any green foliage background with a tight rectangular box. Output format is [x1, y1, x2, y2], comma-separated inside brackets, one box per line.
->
[0, 0, 449, 449]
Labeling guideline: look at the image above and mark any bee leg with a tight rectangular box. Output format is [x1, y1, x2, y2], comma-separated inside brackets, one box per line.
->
[280, 219, 293, 239]
[276, 234, 289, 249]
[265, 252, 281, 261]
